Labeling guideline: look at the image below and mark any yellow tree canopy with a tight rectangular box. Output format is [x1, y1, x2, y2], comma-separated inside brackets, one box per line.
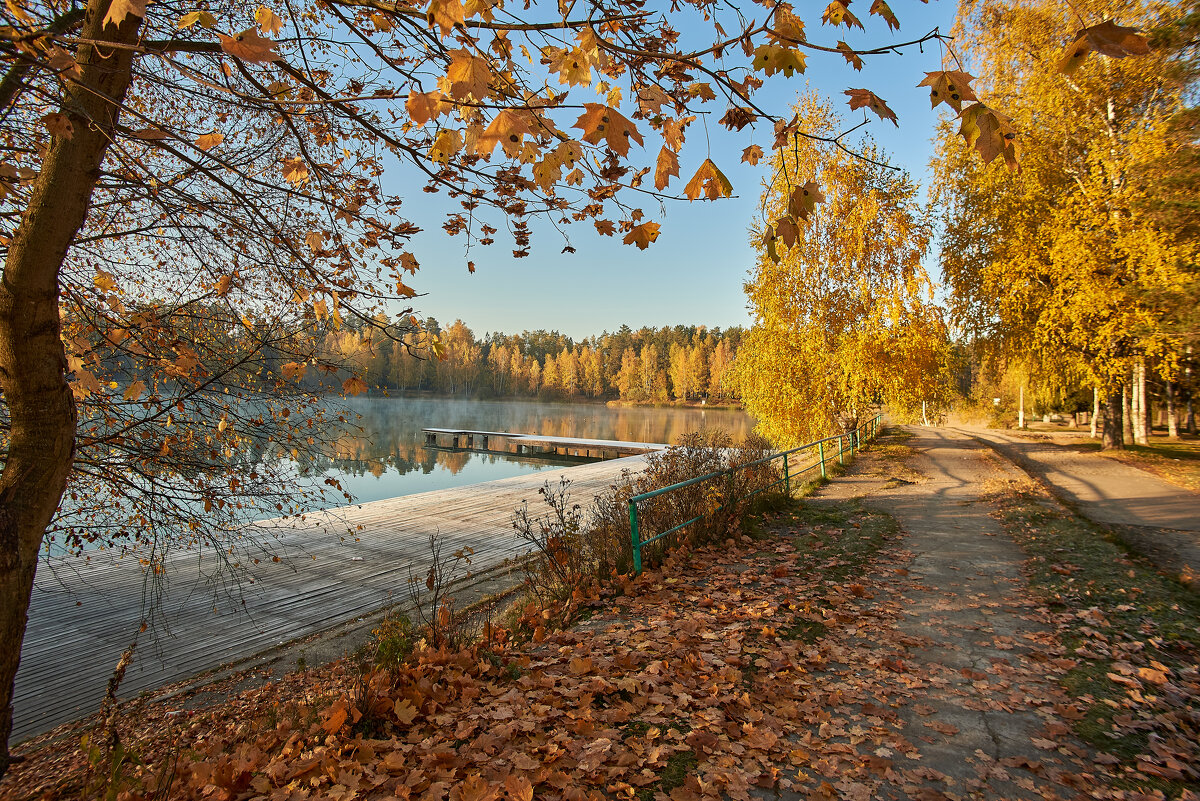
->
[739, 95, 948, 446]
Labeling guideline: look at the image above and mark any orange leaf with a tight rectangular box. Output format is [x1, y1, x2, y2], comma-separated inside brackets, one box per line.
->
[622, 222, 659, 250]
[281, 362, 307, 381]
[427, 0, 465, 34]
[868, 0, 899, 31]
[393, 698, 419, 724]
[122, 380, 146, 402]
[320, 697, 349, 735]
[218, 28, 282, 62]
[683, 158, 733, 201]
[572, 104, 643, 156]
[568, 656, 593, 675]
[654, 147, 679, 191]
[195, 131, 225, 151]
[844, 88, 897, 126]
[504, 774, 533, 801]
[281, 156, 309, 185]
[407, 90, 448, 125]
[741, 145, 763, 165]
[343, 376, 369, 396]
[475, 110, 536, 158]
[916, 70, 976, 112]
[458, 774, 497, 801]
[1058, 20, 1149, 75]
[444, 51, 492, 100]
[836, 41, 863, 70]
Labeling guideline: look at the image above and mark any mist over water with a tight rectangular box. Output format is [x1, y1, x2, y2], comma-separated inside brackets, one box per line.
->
[314, 397, 756, 504]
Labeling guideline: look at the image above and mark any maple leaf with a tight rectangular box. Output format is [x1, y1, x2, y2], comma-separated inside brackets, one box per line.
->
[844, 88, 897, 126]
[177, 10, 218, 28]
[305, 231, 325, 251]
[41, 112, 73, 139]
[215, 274, 233, 296]
[103, 0, 146, 28]
[594, 220, 615, 236]
[195, 132, 225, 151]
[917, 71, 977, 113]
[773, 216, 800, 247]
[505, 774, 533, 801]
[393, 698, 418, 724]
[655, 147, 680, 191]
[255, 6, 284, 35]
[343, 376, 369, 396]
[321, 697, 350, 734]
[444, 51, 492, 100]
[836, 41, 863, 70]
[869, 0, 899, 31]
[752, 45, 807, 78]
[786, 180, 825, 220]
[93, 268, 117, 292]
[281, 157, 309, 185]
[281, 362, 307, 381]
[475, 110, 535, 158]
[122, 379, 146, 402]
[623, 222, 659, 250]
[47, 47, 81, 79]
[959, 103, 1019, 170]
[683, 159, 733, 201]
[407, 91, 447, 125]
[219, 29, 282, 62]
[430, 129, 464, 164]
[822, 1, 863, 30]
[1058, 21, 1150, 76]
[427, 0, 465, 34]
[399, 253, 420, 274]
[742, 145, 764, 165]
[458, 774, 497, 801]
[772, 6, 806, 42]
[573, 104, 643, 156]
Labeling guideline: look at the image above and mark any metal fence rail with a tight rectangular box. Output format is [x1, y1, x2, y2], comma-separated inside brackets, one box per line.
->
[627, 414, 883, 572]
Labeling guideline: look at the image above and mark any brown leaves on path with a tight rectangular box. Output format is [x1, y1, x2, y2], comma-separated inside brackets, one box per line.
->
[4, 509, 1143, 801]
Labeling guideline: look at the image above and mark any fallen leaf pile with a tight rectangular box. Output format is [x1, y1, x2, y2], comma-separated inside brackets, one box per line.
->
[5, 506, 1191, 801]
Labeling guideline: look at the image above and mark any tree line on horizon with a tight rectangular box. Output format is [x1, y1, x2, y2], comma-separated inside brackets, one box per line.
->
[317, 320, 745, 404]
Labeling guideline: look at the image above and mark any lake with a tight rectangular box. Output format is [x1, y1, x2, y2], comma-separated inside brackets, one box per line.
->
[308, 397, 756, 505]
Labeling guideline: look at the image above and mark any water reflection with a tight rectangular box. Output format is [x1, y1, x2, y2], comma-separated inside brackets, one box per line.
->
[310, 398, 755, 504]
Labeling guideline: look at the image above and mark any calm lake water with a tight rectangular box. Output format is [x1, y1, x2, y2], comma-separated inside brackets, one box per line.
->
[310, 397, 756, 505]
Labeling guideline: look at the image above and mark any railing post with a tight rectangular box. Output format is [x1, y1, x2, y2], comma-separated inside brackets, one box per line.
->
[818, 440, 826, 479]
[783, 453, 791, 496]
[838, 436, 844, 465]
[629, 499, 642, 574]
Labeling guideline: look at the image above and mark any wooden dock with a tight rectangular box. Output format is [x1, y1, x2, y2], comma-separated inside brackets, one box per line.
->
[13, 454, 649, 743]
[423, 428, 667, 459]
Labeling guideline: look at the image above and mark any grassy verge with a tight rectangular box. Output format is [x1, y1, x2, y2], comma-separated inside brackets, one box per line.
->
[983, 478, 1200, 793]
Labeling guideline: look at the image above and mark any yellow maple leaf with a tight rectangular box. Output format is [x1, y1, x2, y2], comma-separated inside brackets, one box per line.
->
[255, 6, 283, 35]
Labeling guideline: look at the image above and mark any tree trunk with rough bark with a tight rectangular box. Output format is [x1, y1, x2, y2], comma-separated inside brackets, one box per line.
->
[1103, 390, 1125, 450]
[0, 0, 141, 777]
[1123, 384, 1134, 444]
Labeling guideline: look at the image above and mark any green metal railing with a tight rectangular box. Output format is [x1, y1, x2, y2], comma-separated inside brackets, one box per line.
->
[627, 414, 882, 573]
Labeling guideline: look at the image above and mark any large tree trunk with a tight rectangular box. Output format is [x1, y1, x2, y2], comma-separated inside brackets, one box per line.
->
[1122, 383, 1134, 444]
[1102, 390, 1125, 450]
[0, 1, 141, 777]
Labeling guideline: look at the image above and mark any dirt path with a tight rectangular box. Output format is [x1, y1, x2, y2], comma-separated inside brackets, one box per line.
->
[804, 427, 1108, 799]
[957, 426, 1200, 585]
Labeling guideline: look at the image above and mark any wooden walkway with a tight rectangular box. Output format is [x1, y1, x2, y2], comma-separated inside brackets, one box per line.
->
[13, 455, 648, 743]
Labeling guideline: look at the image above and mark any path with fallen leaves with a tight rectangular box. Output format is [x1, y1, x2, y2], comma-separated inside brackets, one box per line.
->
[2, 427, 1166, 801]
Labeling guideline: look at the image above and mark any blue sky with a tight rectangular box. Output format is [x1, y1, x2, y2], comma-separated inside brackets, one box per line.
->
[394, 0, 959, 340]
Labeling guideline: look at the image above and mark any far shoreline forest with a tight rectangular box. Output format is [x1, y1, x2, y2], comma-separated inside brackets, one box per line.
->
[317, 320, 745, 405]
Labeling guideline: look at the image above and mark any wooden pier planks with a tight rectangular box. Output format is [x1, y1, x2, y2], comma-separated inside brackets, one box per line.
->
[13, 455, 647, 743]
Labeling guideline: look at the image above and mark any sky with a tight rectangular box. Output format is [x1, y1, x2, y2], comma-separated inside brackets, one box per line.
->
[389, 0, 962, 341]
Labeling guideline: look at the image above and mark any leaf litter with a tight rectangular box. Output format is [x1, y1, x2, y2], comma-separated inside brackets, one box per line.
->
[4, 495, 1195, 800]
